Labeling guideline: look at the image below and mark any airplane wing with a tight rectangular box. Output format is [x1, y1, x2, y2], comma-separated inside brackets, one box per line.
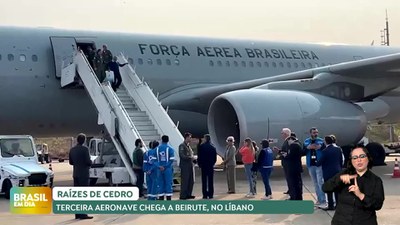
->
[162, 52, 400, 114]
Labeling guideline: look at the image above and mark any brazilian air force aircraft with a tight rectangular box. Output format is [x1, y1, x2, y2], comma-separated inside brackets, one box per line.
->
[1, 26, 400, 156]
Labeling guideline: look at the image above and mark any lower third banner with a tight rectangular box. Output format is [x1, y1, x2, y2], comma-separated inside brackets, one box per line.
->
[53, 200, 314, 214]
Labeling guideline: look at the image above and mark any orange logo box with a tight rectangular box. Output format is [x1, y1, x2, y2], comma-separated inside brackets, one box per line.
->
[10, 187, 52, 214]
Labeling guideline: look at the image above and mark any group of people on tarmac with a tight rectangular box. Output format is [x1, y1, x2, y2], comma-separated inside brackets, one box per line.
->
[85, 44, 127, 91]
[222, 136, 274, 200]
[132, 133, 218, 201]
[68, 129, 384, 224]
[132, 135, 176, 200]
[273, 127, 384, 225]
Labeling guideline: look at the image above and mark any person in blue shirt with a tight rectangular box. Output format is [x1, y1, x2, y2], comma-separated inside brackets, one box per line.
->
[252, 139, 274, 200]
[155, 135, 175, 200]
[303, 127, 326, 208]
[143, 140, 159, 200]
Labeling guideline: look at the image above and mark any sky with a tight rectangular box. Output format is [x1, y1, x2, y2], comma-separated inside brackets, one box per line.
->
[1, 0, 400, 46]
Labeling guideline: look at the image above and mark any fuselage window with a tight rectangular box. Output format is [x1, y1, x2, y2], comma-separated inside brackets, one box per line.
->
[138, 58, 143, 65]
[0, 54, 2, 61]
[8, 54, 14, 61]
[234, 61, 239, 67]
[209, 60, 214, 66]
[156, 59, 162, 65]
[128, 57, 134, 65]
[32, 54, 38, 62]
[241, 61, 246, 67]
[19, 54, 26, 62]
[225, 61, 230, 67]
[166, 59, 171, 65]
[294, 62, 299, 68]
[256, 62, 261, 67]
[174, 59, 180, 65]
[314, 63, 319, 68]
[147, 59, 153, 65]
[272, 62, 277, 68]
[287, 62, 291, 68]
[279, 62, 284, 67]
[249, 61, 254, 67]
[217, 61, 222, 66]
[301, 62, 305, 68]
[264, 62, 269, 67]
[307, 62, 312, 68]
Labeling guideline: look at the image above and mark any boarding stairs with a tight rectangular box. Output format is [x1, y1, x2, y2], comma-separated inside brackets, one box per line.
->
[70, 51, 183, 185]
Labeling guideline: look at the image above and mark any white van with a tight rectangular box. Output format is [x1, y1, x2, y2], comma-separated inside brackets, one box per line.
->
[0, 135, 54, 199]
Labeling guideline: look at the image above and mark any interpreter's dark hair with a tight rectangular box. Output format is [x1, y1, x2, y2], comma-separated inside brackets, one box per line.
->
[347, 147, 373, 174]
[135, 139, 142, 147]
[290, 132, 297, 138]
[324, 135, 334, 145]
[148, 141, 153, 149]
[77, 133, 86, 145]
[161, 135, 169, 143]
[184, 132, 192, 139]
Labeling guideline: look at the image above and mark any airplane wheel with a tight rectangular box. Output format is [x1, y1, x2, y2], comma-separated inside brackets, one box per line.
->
[3, 180, 12, 200]
[365, 142, 386, 166]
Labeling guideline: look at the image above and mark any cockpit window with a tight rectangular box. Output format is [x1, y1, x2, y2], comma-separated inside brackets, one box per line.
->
[0, 138, 35, 157]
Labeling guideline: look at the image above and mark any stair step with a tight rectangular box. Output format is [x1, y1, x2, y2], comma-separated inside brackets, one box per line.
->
[135, 125, 155, 131]
[123, 104, 137, 110]
[141, 135, 161, 142]
[117, 92, 129, 97]
[138, 130, 159, 136]
[130, 116, 150, 121]
[132, 120, 153, 126]
[118, 95, 131, 100]
[120, 99, 136, 105]
[128, 111, 147, 117]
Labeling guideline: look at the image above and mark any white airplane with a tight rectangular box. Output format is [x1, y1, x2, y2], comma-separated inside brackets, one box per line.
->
[1, 26, 400, 158]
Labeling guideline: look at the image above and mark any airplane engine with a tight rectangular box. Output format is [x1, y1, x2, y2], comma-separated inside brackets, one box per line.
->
[207, 89, 367, 157]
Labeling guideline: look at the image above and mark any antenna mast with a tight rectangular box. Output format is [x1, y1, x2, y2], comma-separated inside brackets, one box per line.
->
[381, 10, 390, 46]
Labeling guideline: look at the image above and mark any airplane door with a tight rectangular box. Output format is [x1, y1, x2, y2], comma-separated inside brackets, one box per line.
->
[49, 37, 77, 87]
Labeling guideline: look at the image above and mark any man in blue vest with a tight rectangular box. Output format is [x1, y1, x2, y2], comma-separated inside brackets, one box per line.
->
[155, 135, 175, 200]
[143, 140, 159, 200]
[303, 127, 326, 208]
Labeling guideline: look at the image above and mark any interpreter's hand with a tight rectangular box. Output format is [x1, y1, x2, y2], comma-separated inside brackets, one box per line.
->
[273, 146, 279, 152]
[340, 174, 357, 184]
[348, 177, 363, 199]
[159, 166, 165, 171]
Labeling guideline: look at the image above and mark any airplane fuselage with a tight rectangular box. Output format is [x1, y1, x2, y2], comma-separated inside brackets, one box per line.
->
[1, 27, 400, 137]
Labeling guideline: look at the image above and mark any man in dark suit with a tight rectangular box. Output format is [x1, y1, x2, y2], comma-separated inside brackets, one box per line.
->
[284, 135, 304, 200]
[69, 133, 93, 220]
[198, 134, 217, 199]
[317, 135, 343, 210]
